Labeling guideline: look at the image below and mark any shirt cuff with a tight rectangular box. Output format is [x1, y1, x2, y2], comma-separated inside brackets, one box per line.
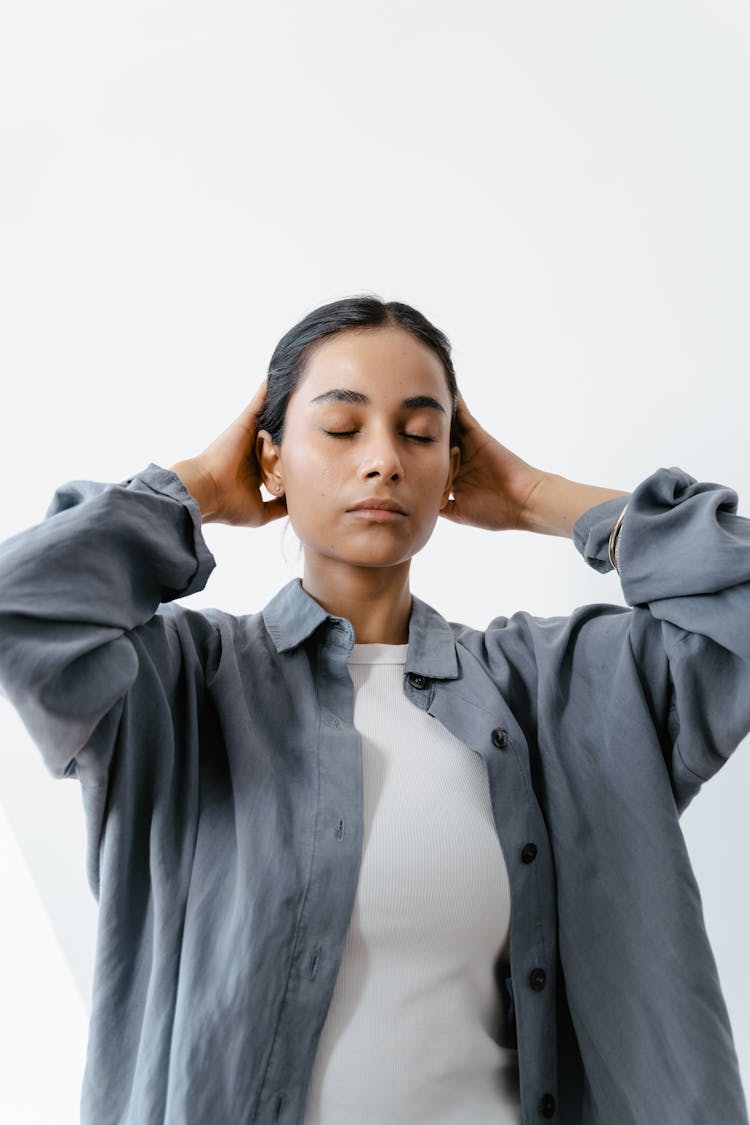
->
[572, 494, 632, 574]
[121, 462, 217, 597]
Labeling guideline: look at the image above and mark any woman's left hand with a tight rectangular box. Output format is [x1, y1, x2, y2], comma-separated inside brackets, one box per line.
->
[440, 392, 545, 533]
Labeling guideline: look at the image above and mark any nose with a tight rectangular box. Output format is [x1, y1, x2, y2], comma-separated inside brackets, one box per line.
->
[358, 423, 404, 482]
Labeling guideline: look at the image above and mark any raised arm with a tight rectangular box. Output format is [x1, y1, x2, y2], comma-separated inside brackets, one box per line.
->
[0, 379, 284, 783]
[0, 465, 218, 781]
[443, 391, 750, 809]
[439, 390, 628, 536]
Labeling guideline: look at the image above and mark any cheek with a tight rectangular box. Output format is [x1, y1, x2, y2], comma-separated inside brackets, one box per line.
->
[418, 453, 451, 489]
[284, 446, 343, 506]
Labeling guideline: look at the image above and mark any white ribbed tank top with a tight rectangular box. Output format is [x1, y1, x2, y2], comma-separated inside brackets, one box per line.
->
[302, 642, 522, 1125]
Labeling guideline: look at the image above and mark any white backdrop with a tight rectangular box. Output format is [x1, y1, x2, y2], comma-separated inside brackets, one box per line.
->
[1, 2, 749, 1121]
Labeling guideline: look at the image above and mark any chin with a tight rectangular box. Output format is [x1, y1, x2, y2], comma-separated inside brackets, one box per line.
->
[339, 550, 415, 567]
[308, 543, 418, 568]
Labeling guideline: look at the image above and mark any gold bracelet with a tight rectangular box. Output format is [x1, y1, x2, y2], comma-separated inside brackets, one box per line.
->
[608, 503, 629, 573]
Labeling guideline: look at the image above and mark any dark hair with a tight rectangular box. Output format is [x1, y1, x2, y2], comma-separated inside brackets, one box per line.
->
[256, 294, 461, 452]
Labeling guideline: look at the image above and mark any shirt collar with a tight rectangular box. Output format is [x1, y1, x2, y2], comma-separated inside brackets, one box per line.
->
[262, 578, 459, 681]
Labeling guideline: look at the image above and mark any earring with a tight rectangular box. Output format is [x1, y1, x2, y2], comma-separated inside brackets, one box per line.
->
[274, 484, 281, 492]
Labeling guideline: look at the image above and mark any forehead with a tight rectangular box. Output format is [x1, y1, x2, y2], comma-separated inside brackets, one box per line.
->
[295, 326, 448, 402]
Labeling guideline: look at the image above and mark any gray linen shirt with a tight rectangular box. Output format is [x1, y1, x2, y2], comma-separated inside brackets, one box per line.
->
[0, 461, 748, 1125]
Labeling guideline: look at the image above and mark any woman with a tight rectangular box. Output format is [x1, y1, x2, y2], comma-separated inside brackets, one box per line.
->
[0, 295, 747, 1125]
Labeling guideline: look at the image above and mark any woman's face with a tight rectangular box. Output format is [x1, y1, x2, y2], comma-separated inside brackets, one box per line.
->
[258, 325, 461, 573]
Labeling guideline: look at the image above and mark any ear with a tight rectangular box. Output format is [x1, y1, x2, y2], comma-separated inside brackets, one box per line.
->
[439, 444, 461, 511]
[256, 429, 283, 494]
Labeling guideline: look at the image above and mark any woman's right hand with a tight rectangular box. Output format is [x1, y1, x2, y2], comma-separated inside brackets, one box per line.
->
[169, 379, 288, 527]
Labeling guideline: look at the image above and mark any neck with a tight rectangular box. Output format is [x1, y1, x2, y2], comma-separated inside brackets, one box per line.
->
[301, 558, 413, 644]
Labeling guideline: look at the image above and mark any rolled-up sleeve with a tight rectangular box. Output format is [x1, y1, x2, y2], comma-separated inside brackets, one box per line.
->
[573, 466, 750, 810]
[0, 462, 217, 781]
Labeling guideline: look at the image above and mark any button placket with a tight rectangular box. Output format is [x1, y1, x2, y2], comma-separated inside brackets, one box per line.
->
[256, 640, 362, 1119]
[427, 685, 559, 1114]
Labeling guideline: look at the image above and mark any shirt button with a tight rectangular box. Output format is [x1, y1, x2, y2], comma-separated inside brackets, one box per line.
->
[491, 727, 511, 749]
[539, 1092, 556, 1117]
[408, 673, 428, 689]
[521, 843, 538, 864]
[529, 967, 547, 991]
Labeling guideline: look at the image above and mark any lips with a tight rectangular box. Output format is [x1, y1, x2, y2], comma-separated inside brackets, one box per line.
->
[348, 498, 406, 514]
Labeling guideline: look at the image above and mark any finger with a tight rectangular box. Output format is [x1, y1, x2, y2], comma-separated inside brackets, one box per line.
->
[247, 378, 268, 411]
[236, 379, 269, 425]
[250, 377, 268, 400]
[455, 391, 475, 418]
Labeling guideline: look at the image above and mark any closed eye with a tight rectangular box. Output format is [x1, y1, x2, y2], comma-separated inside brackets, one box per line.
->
[324, 431, 434, 443]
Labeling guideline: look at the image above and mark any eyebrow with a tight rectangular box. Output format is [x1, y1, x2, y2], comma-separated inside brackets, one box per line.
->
[308, 388, 446, 414]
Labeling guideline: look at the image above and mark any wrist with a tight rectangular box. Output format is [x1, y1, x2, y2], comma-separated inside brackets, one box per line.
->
[520, 472, 630, 538]
[169, 459, 219, 522]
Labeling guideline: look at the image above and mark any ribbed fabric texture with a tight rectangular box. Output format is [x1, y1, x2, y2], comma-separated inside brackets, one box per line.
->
[303, 643, 521, 1125]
